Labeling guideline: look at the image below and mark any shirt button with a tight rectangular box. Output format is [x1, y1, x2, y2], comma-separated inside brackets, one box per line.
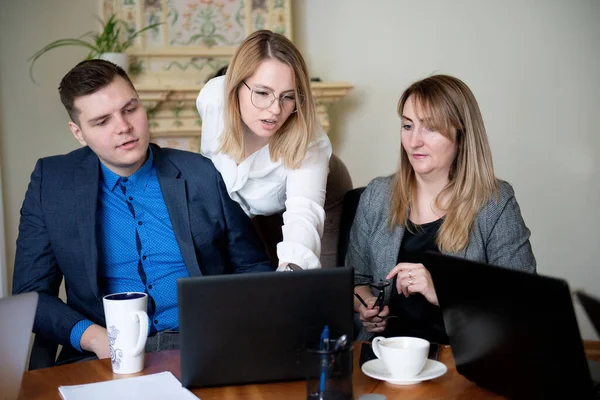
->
[129, 196, 133, 201]
[122, 178, 128, 182]
[148, 284, 153, 289]
[142, 255, 147, 260]
[138, 221, 143, 226]
[154, 319, 159, 324]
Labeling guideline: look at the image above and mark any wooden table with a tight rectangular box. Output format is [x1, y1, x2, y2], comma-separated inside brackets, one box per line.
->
[19, 341, 600, 400]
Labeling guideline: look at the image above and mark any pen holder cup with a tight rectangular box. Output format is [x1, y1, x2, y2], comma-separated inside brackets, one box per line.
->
[305, 340, 353, 400]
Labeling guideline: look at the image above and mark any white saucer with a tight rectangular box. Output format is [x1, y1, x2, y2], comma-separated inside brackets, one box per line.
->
[361, 358, 447, 385]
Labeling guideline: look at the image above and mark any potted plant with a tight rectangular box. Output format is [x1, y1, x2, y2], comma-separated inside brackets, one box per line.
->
[29, 13, 161, 83]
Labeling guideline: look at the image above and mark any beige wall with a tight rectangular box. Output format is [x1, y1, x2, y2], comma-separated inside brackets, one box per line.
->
[1, 1, 599, 337]
[294, 0, 600, 338]
[0, 0, 96, 287]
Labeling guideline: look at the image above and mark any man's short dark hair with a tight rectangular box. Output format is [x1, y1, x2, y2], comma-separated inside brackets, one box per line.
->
[59, 59, 136, 124]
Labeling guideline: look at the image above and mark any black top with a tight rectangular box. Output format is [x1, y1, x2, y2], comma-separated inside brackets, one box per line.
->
[384, 218, 450, 344]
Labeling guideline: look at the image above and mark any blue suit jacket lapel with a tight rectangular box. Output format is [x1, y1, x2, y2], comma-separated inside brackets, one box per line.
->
[73, 151, 101, 299]
[152, 145, 201, 277]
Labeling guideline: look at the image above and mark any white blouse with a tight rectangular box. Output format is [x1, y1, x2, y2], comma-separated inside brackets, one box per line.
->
[196, 76, 332, 270]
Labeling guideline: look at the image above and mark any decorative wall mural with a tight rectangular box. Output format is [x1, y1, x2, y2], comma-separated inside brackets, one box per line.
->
[100, 0, 351, 153]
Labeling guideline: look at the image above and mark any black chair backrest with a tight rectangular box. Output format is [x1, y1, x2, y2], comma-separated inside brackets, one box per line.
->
[336, 187, 366, 266]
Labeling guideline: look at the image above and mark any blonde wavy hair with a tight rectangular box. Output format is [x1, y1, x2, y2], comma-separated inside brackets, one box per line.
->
[390, 75, 499, 253]
[218, 30, 316, 169]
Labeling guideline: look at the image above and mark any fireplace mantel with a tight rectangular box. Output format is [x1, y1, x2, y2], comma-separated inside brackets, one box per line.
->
[137, 82, 352, 152]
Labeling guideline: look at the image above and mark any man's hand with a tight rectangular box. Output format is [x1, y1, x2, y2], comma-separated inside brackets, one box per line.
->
[80, 324, 110, 359]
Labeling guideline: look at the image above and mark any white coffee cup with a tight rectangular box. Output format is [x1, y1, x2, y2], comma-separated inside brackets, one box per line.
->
[371, 336, 430, 379]
[103, 292, 149, 374]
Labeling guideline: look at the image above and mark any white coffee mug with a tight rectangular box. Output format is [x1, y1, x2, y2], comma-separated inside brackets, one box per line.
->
[103, 292, 149, 374]
[371, 336, 430, 379]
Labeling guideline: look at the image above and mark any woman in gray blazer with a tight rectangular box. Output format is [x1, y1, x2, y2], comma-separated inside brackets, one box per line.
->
[349, 75, 536, 342]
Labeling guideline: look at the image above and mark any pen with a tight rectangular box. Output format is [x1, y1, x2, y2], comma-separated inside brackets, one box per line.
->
[319, 325, 329, 394]
[354, 292, 368, 308]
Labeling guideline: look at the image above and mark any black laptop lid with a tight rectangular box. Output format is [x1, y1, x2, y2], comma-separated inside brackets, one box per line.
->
[420, 252, 594, 400]
[576, 291, 600, 337]
[177, 268, 354, 388]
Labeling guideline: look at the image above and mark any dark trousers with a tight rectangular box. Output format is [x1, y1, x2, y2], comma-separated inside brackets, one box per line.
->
[145, 330, 179, 352]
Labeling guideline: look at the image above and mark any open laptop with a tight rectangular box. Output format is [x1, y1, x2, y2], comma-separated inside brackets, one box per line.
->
[177, 268, 354, 388]
[576, 291, 600, 337]
[0, 292, 38, 400]
[419, 252, 595, 400]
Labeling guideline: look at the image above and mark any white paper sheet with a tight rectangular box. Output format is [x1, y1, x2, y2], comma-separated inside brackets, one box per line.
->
[58, 371, 198, 400]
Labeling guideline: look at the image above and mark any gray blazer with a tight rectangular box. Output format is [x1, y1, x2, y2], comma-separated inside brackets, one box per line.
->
[347, 175, 536, 305]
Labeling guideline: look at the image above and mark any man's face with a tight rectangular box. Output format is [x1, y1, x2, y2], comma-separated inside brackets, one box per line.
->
[69, 76, 150, 177]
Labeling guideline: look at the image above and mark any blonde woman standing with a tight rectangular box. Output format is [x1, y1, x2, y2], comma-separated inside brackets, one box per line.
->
[197, 30, 332, 271]
[350, 75, 536, 342]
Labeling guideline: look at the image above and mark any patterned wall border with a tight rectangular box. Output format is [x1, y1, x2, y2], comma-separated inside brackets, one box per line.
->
[99, 0, 293, 58]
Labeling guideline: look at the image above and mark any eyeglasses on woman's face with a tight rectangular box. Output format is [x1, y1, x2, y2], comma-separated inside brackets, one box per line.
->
[242, 81, 305, 114]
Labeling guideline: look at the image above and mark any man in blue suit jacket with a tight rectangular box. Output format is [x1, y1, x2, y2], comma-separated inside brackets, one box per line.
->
[12, 60, 273, 366]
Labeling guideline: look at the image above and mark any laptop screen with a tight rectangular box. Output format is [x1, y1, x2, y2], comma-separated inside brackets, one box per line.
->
[421, 252, 594, 400]
[576, 291, 600, 338]
[177, 268, 354, 388]
[0, 292, 38, 400]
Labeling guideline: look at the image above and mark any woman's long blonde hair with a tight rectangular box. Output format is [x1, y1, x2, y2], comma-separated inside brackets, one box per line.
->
[390, 75, 498, 253]
[218, 30, 316, 169]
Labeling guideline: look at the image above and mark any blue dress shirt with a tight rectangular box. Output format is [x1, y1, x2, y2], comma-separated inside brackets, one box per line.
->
[69, 149, 190, 351]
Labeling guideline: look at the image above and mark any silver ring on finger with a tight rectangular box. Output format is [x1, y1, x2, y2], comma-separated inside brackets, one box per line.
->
[408, 269, 413, 278]
[408, 278, 414, 285]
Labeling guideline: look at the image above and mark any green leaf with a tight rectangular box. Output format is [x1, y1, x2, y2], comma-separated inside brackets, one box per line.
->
[27, 12, 164, 84]
[169, 8, 179, 26]
[28, 38, 100, 84]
